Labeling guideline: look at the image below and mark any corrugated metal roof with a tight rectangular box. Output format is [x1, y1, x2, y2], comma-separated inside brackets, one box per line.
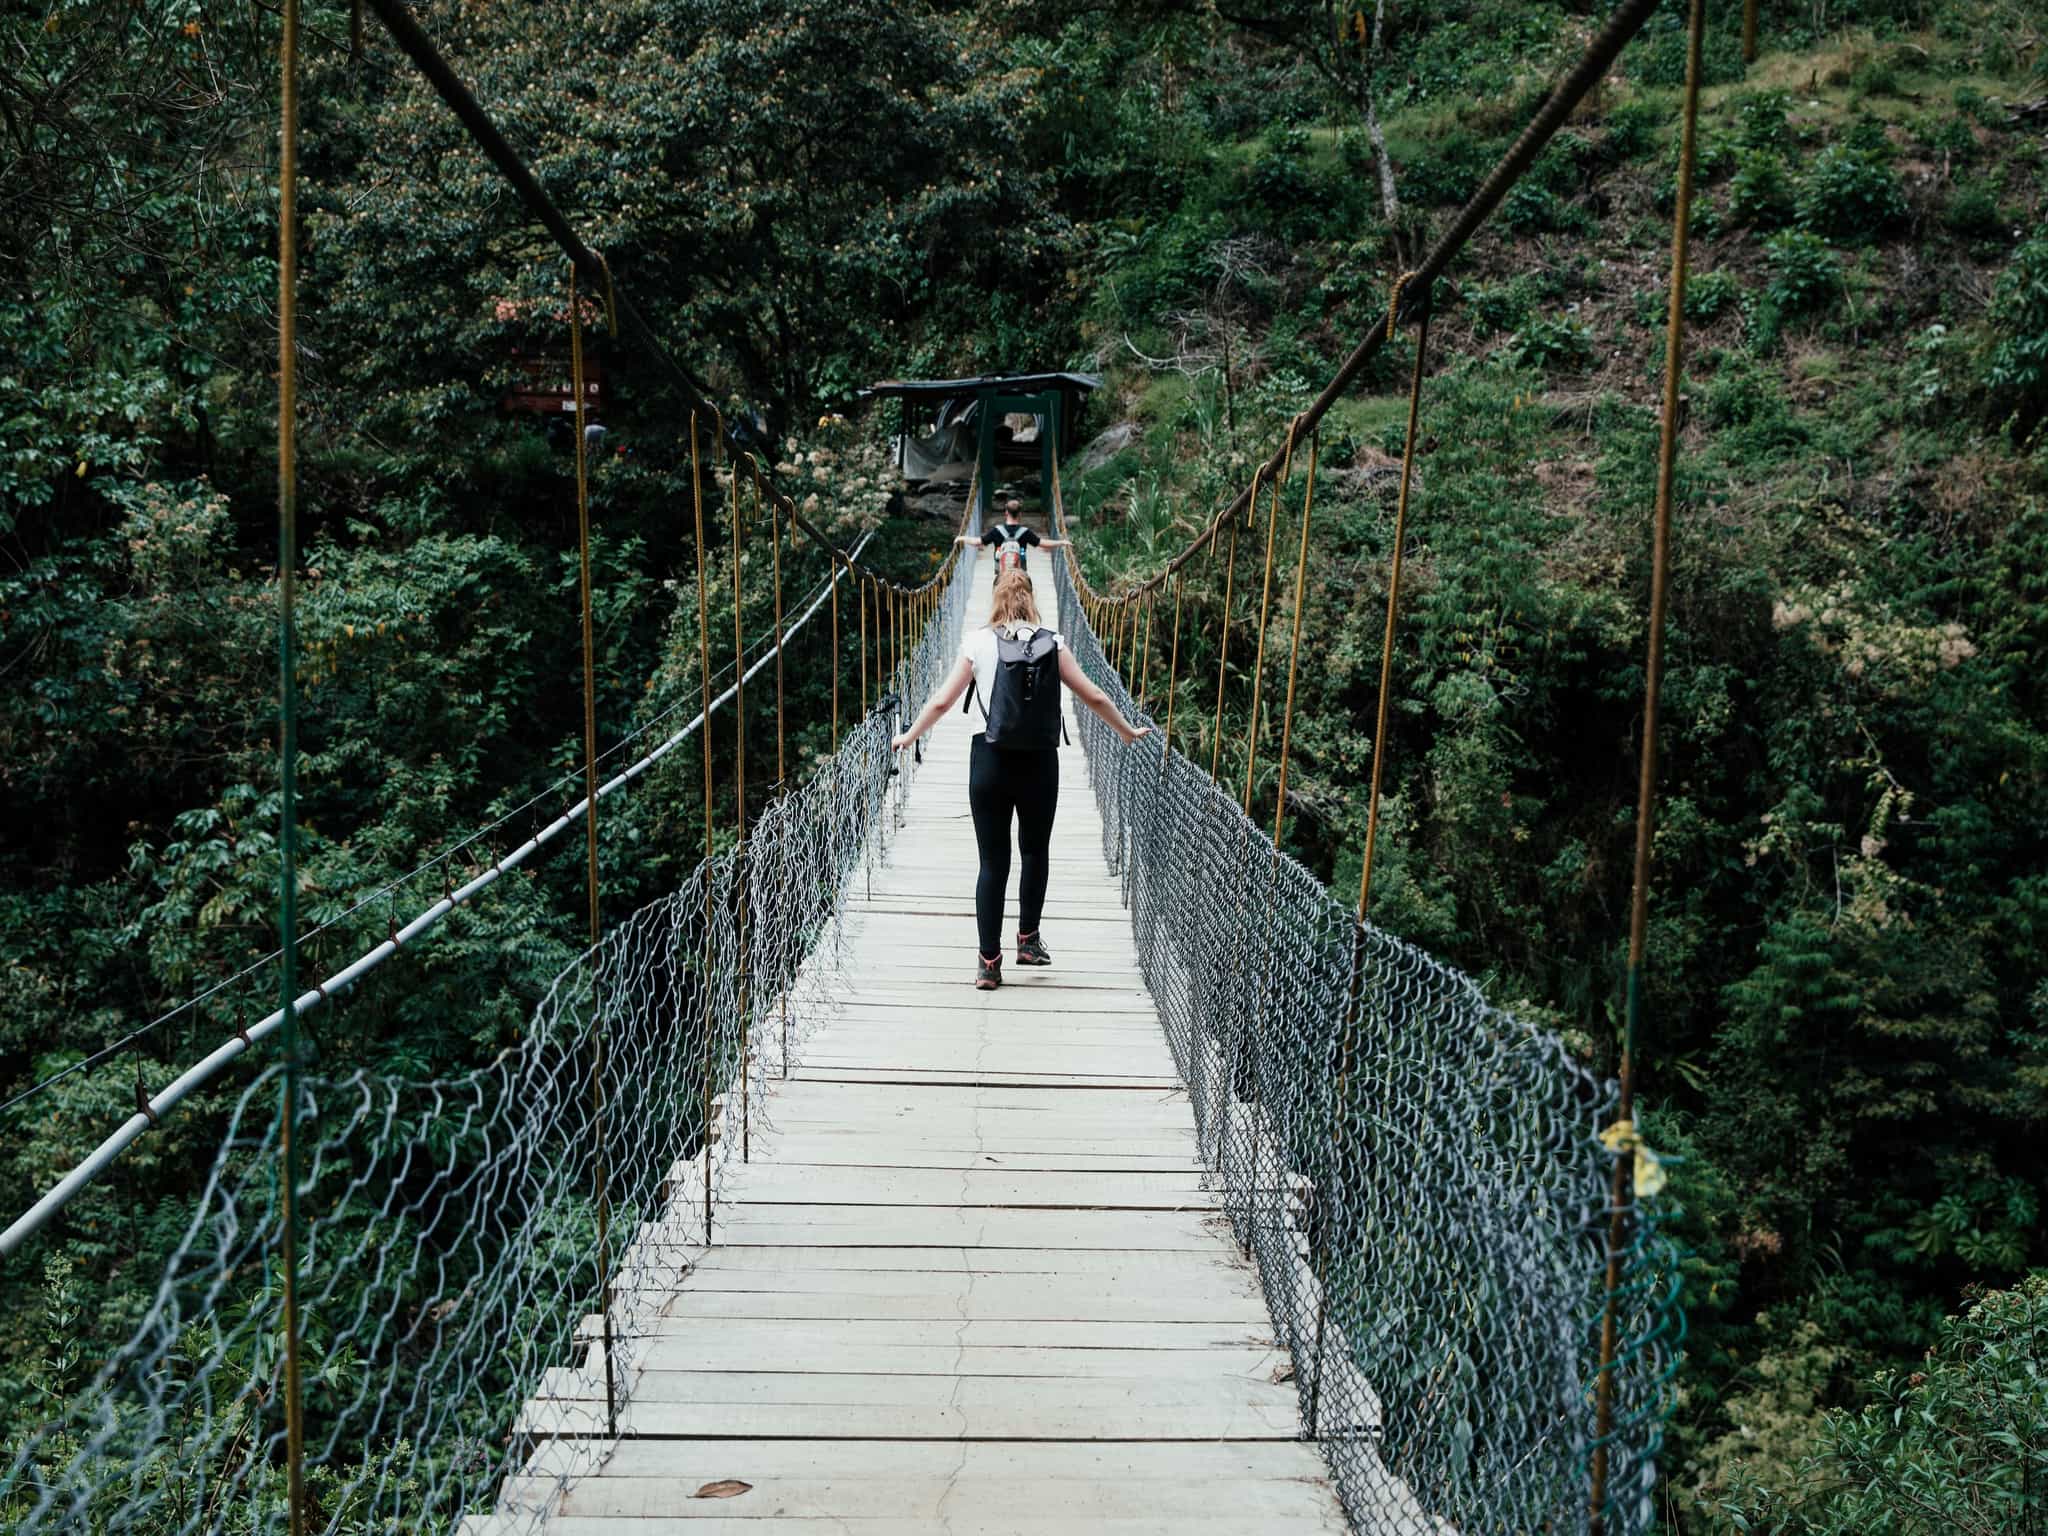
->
[862, 371, 1101, 400]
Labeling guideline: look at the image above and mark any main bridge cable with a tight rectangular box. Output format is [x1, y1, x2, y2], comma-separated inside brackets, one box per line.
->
[1055, 0, 1667, 608]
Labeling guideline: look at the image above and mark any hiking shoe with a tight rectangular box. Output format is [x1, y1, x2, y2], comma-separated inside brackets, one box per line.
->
[1016, 931, 1052, 967]
[974, 953, 1003, 990]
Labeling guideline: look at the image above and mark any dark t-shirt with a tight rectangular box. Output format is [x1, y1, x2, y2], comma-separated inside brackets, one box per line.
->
[981, 523, 1041, 553]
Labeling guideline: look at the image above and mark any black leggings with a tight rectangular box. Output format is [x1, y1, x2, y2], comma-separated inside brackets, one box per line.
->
[967, 734, 1059, 958]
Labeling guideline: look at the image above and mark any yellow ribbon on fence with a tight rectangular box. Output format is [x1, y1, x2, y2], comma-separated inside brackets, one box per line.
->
[1598, 1118, 1668, 1200]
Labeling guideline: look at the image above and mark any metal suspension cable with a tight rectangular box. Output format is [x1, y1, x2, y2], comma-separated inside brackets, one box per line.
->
[0, 530, 876, 1257]
[1590, 0, 1705, 1525]
[275, 1, 308, 1518]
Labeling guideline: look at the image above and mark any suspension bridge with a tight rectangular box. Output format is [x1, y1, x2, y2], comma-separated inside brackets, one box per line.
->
[1, 0, 1704, 1530]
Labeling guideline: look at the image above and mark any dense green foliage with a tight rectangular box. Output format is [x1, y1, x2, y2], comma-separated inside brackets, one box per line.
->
[4, 0, 2046, 1529]
[1722, 1274, 2048, 1533]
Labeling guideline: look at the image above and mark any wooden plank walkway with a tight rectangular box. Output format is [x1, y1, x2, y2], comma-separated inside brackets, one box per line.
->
[480, 546, 1348, 1532]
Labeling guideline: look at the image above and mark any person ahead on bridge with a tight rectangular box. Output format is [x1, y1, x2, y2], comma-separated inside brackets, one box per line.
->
[892, 569, 1149, 990]
[954, 497, 1070, 575]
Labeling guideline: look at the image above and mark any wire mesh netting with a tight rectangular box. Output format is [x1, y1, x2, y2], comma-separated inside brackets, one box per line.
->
[1048, 527, 1683, 1535]
[0, 541, 976, 1535]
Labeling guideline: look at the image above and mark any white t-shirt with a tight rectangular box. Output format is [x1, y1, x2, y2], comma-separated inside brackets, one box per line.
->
[962, 623, 1065, 713]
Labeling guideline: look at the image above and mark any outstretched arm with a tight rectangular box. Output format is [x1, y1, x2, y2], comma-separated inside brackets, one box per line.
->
[1038, 537, 1071, 549]
[1058, 649, 1151, 745]
[891, 654, 974, 751]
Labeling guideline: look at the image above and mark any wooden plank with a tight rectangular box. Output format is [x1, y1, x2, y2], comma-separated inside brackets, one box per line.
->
[720, 1166, 1213, 1208]
[706, 1208, 1233, 1251]
[746, 1148, 1205, 1171]
[778, 1073, 1179, 1097]
[625, 1343, 1284, 1380]
[526, 1472, 1345, 1523]
[685, 1245, 1249, 1277]
[634, 1292, 1262, 1325]
[521, 1437, 1339, 1483]
[480, 1517, 1343, 1535]
[627, 1319, 1272, 1350]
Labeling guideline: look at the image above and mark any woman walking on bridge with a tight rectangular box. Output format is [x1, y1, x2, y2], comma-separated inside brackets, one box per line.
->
[892, 569, 1149, 989]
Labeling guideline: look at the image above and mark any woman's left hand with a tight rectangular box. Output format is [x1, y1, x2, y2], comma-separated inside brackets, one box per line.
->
[1121, 724, 1153, 745]
[891, 732, 913, 752]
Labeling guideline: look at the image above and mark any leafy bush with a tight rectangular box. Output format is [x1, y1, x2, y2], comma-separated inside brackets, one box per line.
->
[1401, 126, 1496, 207]
[1983, 234, 2048, 442]
[1730, 90, 1794, 151]
[1602, 98, 1662, 162]
[1635, 11, 1747, 88]
[1701, 354, 1806, 453]
[1765, 229, 1845, 313]
[1848, 47, 1905, 98]
[1501, 181, 1563, 233]
[1944, 180, 2006, 240]
[1685, 269, 1744, 321]
[1507, 314, 1596, 371]
[1729, 149, 1797, 227]
[1721, 1275, 2048, 1534]
[1797, 142, 1908, 239]
[1463, 279, 1533, 338]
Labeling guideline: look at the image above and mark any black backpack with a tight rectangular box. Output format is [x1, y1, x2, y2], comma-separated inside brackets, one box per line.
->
[964, 626, 1069, 750]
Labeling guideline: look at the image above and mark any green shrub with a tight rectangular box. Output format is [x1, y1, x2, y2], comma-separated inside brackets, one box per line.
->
[1944, 181, 2005, 241]
[1849, 48, 1904, 99]
[1797, 142, 1908, 239]
[1402, 126, 1496, 207]
[1730, 90, 1793, 152]
[1685, 269, 1743, 321]
[1721, 1276, 2048, 1533]
[1926, 112, 1979, 164]
[1602, 98, 1662, 162]
[1701, 354, 1805, 453]
[1765, 229, 1843, 313]
[1507, 313, 1596, 371]
[1636, 11, 1747, 88]
[1953, 84, 1998, 124]
[1728, 149, 1797, 228]
[1463, 279, 1533, 338]
[1983, 234, 2048, 442]
[1499, 179, 1593, 234]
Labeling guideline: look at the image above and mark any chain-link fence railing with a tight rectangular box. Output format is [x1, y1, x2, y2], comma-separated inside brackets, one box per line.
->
[1048, 542, 1683, 1536]
[0, 539, 976, 1535]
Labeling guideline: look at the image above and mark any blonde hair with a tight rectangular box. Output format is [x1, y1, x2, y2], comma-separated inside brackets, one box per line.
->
[988, 569, 1041, 629]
